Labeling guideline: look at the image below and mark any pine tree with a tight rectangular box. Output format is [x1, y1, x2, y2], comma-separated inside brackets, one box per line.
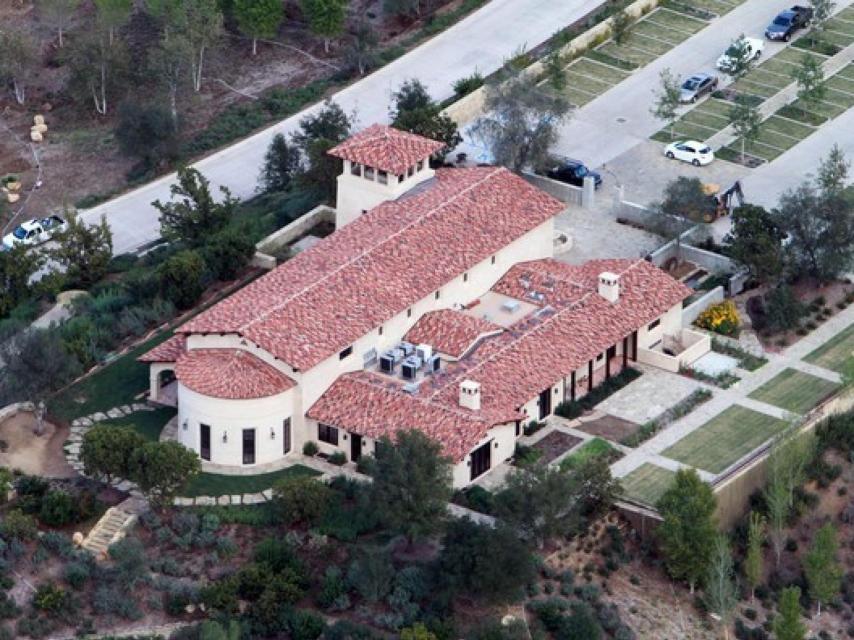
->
[301, 0, 347, 53]
[774, 586, 806, 640]
[744, 511, 765, 601]
[656, 468, 718, 594]
[233, 0, 284, 56]
[804, 522, 842, 616]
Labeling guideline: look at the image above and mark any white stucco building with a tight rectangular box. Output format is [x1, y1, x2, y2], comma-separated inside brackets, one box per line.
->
[140, 125, 707, 487]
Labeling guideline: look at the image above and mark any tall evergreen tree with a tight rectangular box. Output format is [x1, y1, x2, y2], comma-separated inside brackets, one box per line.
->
[656, 468, 717, 593]
[390, 79, 461, 162]
[94, 0, 133, 45]
[301, 0, 347, 53]
[804, 522, 843, 616]
[38, 0, 82, 47]
[49, 212, 114, 287]
[233, 0, 284, 56]
[744, 511, 765, 601]
[774, 586, 807, 640]
[153, 166, 237, 246]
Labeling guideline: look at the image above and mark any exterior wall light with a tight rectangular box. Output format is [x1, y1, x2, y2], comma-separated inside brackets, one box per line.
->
[222, 432, 228, 444]
[270, 427, 276, 439]
[182, 420, 188, 431]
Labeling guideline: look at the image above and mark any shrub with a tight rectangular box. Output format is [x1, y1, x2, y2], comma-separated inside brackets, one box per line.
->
[0, 593, 20, 620]
[0, 509, 37, 541]
[39, 531, 73, 557]
[328, 451, 347, 466]
[302, 441, 319, 456]
[63, 561, 91, 590]
[38, 490, 78, 527]
[764, 285, 805, 333]
[271, 476, 334, 526]
[695, 300, 740, 336]
[347, 548, 394, 603]
[317, 566, 348, 610]
[157, 250, 207, 309]
[285, 609, 326, 640]
[108, 537, 148, 584]
[452, 72, 484, 97]
[202, 227, 255, 281]
[33, 584, 73, 616]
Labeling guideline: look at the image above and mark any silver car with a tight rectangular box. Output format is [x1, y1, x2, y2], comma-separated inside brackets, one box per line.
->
[679, 73, 718, 103]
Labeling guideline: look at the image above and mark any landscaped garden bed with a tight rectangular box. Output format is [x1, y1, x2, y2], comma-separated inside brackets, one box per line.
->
[555, 368, 642, 419]
[527, 431, 584, 465]
[559, 438, 622, 471]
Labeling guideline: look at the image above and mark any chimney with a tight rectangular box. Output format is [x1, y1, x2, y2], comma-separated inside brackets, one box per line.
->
[598, 272, 620, 303]
[459, 379, 481, 411]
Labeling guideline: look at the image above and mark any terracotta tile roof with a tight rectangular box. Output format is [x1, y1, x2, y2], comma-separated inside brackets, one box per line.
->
[180, 167, 564, 371]
[327, 124, 445, 175]
[404, 309, 503, 358]
[175, 349, 295, 400]
[306, 371, 521, 461]
[309, 259, 691, 460]
[138, 335, 186, 363]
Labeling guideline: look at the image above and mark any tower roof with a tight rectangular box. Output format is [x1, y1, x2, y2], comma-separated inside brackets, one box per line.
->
[327, 124, 445, 175]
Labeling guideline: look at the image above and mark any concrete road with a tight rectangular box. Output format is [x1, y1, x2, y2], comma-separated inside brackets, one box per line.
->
[79, 0, 607, 255]
[551, 0, 798, 170]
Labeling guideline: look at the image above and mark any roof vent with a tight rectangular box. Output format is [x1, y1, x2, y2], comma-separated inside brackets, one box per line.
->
[598, 272, 620, 303]
[459, 379, 481, 411]
[501, 300, 520, 313]
[402, 383, 418, 394]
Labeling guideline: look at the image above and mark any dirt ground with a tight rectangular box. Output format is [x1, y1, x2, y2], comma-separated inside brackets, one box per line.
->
[531, 431, 583, 464]
[577, 415, 640, 442]
[0, 410, 75, 478]
[0, 0, 471, 232]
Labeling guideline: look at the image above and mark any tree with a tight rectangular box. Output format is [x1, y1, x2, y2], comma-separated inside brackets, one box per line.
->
[130, 440, 200, 508]
[370, 429, 452, 546]
[792, 53, 826, 118]
[704, 535, 737, 639]
[764, 283, 806, 332]
[174, 0, 223, 92]
[723, 204, 786, 283]
[719, 35, 754, 82]
[764, 463, 788, 568]
[301, 0, 347, 53]
[651, 67, 681, 139]
[390, 79, 461, 162]
[115, 102, 178, 171]
[347, 18, 379, 77]
[49, 212, 114, 287]
[38, 0, 81, 47]
[656, 468, 717, 594]
[199, 620, 240, 640]
[803, 522, 842, 616]
[202, 227, 255, 280]
[233, 0, 284, 56]
[0, 245, 43, 319]
[774, 586, 807, 640]
[157, 249, 207, 309]
[810, 0, 837, 45]
[744, 511, 765, 601]
[153, 166, 237, 246]
[0, 329, 82, 430]
[81, 425, 146, 484]
[0, 32, 39, 105]
[148, 33, 190, 127]
[816, 142, 849, 195]
[400, 623, 438, 640]
[729, 95, 762, 162]
[472, 65, 571, 172]
[259, 133, 302, 192]
[436, 518, 537, 603]
[772, 152, 854, 281]
[291, 99, 352, 199]
[65, 30, 129, 115]
[94, 0, 132, 45]
[611, 9, 633, 45]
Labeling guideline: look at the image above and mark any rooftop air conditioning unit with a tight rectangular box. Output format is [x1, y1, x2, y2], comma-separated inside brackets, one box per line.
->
[416, 344, 432, 361]
[426, 355, 441, 373]
[402, 383, 418, 394]
[379, 352, 396, 373]
[401, 362, 417, 380]
[363, 347, 378, 366]
[398, 341, 415, 357]
[501, 300, 520, 313]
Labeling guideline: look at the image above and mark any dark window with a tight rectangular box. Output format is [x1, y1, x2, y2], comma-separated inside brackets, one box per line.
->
[435, 291, 440, 300]
[407, 308, 412, 318]
[417, 160, 424, 171]
[200, 424, 211, 461]
[491, 256, 496, 265]
[378, 170, 388, 185]
[365, 167, 375, 180]
[470, 441, 492, 481]
[596, 353, 604, 361]
[378, 326, 383, 336]
[318, 423, 339, 445]
[339, 345, 353, 360]
[648, 318, 661, 331]
[242, 429, 255, 465]
[350, 163, 361, 176]
[463, 273, 468, 282]
[283, 418, 291, 454]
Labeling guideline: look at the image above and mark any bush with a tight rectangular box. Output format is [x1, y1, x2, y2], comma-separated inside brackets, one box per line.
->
[157, 250, 207, 309]
[202, 227, 255, 281]
[39, 531, 73, 557]
[38, 490, 78, 527]
[63, 561, 91, 590]
[452, 72, 484, 97]
[0, 509, 37, 541]
[302, 441, 319, 456]
[32, 584, 73, 616]
[271, 476, 333, 526]
[557, 367, 642, 417]
[764, 285, 805, 333]
[328, 451, 347, 466]
[347, 548, 394, 603]
[115, 102, 178, 171]
[285, 609, 326, 640]
[108, 537, 147, 584]
[695, 300, 740, 336]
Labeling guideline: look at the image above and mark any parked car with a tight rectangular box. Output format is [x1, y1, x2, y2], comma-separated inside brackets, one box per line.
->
[544, 158, 603, 189]
[679, 73, 719, 103]
[766, 5, 813, 41]
[716, 36, 764, 73]
[664, 140, 715, 166]
[2, 215, 68, 250]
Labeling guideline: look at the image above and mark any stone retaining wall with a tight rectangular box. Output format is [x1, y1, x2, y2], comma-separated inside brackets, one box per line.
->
[251, 204, 336, 270]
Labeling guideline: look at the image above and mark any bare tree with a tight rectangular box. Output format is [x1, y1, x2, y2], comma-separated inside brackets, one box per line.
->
[729, 95, 762, 162]
[0, 32, 39, 105]
[651, 68, 681, 139]
[38, 0, 82, 47]
[171, 0, 223, 92]
[705, 535, 738, 640]
[148, 33, 190, 126]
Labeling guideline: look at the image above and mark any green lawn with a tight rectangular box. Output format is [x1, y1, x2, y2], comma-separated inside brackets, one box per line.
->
[761, 115, 815, 139]
[661, 406, 790, 474]
[98, 407, 177, 441]
[181, 464, 320, 498]
[804, 323, 854, 375]
[49, 330, 175, 422]
[749, 368, 840, 414]
[620, 463, 676, 507]
[559, 437, 619, 471]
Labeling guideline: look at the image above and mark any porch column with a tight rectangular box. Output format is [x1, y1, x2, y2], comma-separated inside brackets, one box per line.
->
[622, 336, 629, 368]
[631, 331, 638, 362]
[570, 371, 576, 401]
[149, 368, 159, 402]
[605, 350, 612, 380]
[587, 360, 593, 392]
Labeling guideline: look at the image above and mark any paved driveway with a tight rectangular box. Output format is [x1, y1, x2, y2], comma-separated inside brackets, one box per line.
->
[79, 0, 607, 255]
[551, 0, 799, 169]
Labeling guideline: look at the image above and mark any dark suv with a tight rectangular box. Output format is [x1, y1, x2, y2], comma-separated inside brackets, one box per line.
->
[545, 158, 602, 189]
[766, 5, 813, 41]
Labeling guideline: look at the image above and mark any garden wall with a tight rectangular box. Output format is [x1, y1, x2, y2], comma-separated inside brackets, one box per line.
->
[712, 385, 854, 530]
[0, 402, 34, 423]
[682, 286, 725, 326]
[522, 172, 584, 207]
[251, 204, 336, 270]
[441, 0, 661, 126]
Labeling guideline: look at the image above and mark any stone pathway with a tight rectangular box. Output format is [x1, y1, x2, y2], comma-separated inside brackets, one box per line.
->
[80, 497, 146, 560]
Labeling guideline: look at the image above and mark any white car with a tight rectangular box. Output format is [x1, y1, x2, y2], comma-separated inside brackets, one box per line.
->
[716, 36, 764, 73]
[2, 215, 68, 250]
[664, 140, 715, 166]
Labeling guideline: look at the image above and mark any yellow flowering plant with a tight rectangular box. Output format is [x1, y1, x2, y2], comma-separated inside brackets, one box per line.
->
[695, 300, 740, 336]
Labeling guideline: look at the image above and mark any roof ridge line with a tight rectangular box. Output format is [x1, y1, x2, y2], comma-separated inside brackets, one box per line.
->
[236, 167, 504, 338]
